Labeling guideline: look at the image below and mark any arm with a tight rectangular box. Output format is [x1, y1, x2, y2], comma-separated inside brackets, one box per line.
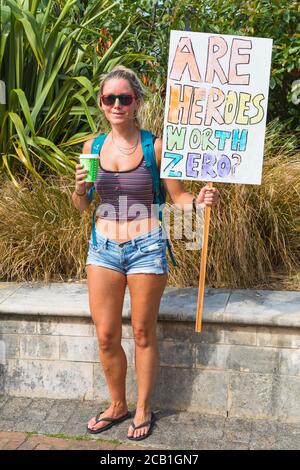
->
[153, 137, 219, 211]
[71, 139, 95, 213]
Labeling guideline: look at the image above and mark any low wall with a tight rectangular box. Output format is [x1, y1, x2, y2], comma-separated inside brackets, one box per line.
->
[1, 283, 300, 423]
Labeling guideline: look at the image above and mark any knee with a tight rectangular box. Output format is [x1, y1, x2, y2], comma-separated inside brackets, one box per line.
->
[97, 331, 120, 353]
[132, 324, 156, 349]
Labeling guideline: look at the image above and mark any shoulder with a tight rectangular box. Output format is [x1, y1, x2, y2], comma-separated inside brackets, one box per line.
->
[153, 135, 163, 168]
[82, 132, 106, 153]
[82, 139, 94, 154]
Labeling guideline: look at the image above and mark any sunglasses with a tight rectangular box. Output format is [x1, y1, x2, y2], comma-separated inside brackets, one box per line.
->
[100, 94, 136, 106]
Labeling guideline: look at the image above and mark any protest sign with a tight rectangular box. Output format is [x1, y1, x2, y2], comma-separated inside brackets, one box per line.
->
[161, 31, 273, 331]
[161, 30, 273, 185]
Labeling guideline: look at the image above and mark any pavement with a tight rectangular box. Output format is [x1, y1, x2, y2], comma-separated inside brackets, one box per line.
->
[1, 396, 300, 450]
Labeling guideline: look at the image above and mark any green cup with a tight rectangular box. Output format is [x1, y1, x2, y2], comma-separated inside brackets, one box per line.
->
[79, 154, 99, 182]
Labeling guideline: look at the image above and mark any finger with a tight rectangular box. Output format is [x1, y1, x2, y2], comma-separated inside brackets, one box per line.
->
[205, 198, 218, 204]
[204, 188, 216, 193]
[205, 200, 218, 206]
[76, 174, 87, 181]
[204, 199, 217, 205]
[204, 199, 215, 205]
[76, 170, 87, 178]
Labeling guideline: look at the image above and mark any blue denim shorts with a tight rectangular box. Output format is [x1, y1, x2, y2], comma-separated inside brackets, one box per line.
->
[85, 225, 168, 275]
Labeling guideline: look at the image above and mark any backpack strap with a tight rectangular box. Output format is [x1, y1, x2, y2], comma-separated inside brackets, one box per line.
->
[91, 134, 107, 154]
[141, 130, 177, 267]
[88, 133, 107, 202]
[140, 130, 161, 209]
[88, 134, 107, 247]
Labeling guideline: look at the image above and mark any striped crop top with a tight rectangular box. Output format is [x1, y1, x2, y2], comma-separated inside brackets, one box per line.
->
[94, 135, 157, 221]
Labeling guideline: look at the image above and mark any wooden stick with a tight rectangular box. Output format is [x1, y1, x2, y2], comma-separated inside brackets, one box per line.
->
[195, 182, 213, 332]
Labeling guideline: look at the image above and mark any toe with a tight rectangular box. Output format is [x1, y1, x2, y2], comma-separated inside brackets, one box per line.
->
[127, 424, 134, 438]
[134, 426, 147, 438]
[87, 417, 96, 429]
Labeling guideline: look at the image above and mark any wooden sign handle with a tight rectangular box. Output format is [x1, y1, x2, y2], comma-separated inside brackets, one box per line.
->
[195, 182, 213, 332]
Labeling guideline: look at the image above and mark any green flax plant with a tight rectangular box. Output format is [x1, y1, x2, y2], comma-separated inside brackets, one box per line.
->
[0, 0, 146, 184]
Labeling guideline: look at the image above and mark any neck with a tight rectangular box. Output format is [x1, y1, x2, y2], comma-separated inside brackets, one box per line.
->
[110, 122, 139, 140]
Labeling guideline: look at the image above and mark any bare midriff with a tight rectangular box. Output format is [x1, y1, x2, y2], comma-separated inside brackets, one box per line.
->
[95, 216, 160, 242]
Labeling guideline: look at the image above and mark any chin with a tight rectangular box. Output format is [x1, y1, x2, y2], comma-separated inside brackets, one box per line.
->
[111, 117, 130, 124]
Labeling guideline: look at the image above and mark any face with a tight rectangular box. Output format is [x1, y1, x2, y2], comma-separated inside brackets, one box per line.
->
[100, 78, 139, 126]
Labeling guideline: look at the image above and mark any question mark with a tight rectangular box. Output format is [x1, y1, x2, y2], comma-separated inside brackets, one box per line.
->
[231, 153, 242, 175]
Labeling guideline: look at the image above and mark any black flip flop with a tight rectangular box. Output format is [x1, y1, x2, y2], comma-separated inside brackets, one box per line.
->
[87, 410, 131, 434]
[127, 412, 156, 441]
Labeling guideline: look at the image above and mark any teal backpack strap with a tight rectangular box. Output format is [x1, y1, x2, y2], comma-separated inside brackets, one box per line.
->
[91, 133, 107, 154]
[141, 129, 177, 267]
[88, 133, 107, 247]
[140, 129, 160, 208]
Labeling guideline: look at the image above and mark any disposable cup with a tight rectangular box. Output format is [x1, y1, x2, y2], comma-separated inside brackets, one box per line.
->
[79, 154, 99, 182]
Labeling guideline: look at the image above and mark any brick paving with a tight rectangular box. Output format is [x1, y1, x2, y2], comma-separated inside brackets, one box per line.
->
[1, 396, 300, 450]
[0, 432, 157, 450]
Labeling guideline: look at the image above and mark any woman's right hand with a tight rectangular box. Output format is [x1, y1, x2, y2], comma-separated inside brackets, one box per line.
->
[75, 164, 93, 195]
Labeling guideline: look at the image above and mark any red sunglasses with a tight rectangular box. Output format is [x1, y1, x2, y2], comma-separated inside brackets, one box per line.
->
[100, 93, 136, 106]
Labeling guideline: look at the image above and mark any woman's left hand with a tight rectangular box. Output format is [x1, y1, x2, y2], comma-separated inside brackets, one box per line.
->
[196, 186, 219, 209]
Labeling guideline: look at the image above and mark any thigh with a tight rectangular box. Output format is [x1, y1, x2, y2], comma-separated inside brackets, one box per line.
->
[127, 273, 168, 330]
[87, 265, 127, 337]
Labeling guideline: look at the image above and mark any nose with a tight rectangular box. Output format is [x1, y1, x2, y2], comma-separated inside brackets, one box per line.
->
[113, 98, 121, 108]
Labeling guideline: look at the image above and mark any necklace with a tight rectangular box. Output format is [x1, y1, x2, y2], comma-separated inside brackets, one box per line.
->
[111, 131, 139, 156]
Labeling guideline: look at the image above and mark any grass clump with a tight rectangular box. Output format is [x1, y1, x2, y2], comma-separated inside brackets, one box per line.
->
[0, 174, 94, 282]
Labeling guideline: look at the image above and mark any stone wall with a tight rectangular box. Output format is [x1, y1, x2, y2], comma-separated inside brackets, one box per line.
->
[0, 283, 300, 423]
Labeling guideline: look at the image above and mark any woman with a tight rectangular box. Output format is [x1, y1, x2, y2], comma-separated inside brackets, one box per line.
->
[72, 66, 218, 441]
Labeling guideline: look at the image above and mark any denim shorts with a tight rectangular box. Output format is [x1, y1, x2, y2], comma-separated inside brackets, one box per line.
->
[85, 225, 169, 275]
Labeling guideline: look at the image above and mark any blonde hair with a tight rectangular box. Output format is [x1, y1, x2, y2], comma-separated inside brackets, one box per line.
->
[97, 65, 146, 128]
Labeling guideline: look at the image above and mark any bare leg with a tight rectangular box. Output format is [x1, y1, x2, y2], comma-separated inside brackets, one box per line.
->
[86, 265, 128, 432]
[126, 273, 168, 439]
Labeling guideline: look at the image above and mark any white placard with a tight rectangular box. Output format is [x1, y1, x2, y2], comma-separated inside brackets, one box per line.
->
[161, 30, 273, 185]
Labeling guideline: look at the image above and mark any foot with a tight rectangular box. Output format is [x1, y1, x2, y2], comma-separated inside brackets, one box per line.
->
[127, 410, 152, 439]
[87, 404, 128, 433]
